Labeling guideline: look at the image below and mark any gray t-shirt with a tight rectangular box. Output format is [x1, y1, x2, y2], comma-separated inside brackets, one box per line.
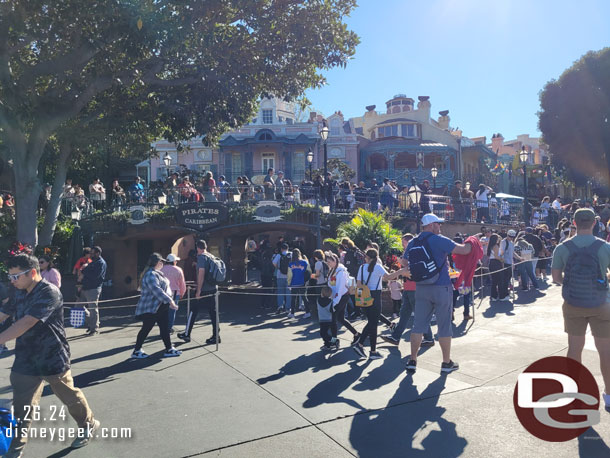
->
[552, 235, 610, 273]
[502, 239, 515, 265]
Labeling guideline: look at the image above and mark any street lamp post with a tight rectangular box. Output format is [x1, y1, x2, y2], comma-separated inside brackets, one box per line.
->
[163, 153, 172, 178]
[320, 121, 329, 179]
[519, 146, 529, 223]
[307, 148, 314, 181]
[431, 166, 438, 192]
[408, 177, 423, 233]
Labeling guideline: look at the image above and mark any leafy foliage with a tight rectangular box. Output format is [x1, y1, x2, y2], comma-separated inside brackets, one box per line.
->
[0, 0, 359, 245]
[538, 47, 610, 186]
[324, 209, 402, 256]
[312, 158, 356, 181]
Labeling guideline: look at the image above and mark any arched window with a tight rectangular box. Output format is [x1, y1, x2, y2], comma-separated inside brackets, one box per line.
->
[258, 132, 273, 141]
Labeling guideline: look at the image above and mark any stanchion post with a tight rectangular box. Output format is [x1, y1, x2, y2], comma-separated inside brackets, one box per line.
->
[187, 287, 191, 323]
[215, 290, 220, 352]
[510, 262, 515, 305]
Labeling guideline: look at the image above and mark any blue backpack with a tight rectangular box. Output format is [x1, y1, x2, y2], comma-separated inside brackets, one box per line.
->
[407, 233, 442, 284]
[0, 408, 16, 454]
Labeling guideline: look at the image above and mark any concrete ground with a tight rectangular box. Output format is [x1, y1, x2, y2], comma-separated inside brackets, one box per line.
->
[1, 282, 609, 457]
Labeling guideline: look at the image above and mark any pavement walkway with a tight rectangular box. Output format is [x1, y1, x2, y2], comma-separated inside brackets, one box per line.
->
[1, 283, 609, 457]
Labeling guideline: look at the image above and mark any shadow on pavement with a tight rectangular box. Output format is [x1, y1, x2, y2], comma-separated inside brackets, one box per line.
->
[578, 427, 610, 457]
[348, 375, 467, 457]
[303, 360, 369, 410]
[258, 348, 358, 385]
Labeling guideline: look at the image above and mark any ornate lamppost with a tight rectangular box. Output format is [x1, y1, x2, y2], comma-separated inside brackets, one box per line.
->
[431, 166, 438, 191]
[519, 146, 529, 222]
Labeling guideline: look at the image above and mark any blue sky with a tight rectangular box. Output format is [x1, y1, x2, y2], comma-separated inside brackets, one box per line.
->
[306, 0, 610, 141]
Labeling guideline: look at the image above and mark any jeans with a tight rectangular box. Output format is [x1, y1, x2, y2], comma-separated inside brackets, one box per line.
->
[276, 277, 289, 310]
[290, 286, 305, 314]
[135, 303, 172, 351]
[517, 261, 538, 289]
[83, 286, 102, 332]
[168, 292, 180, 330]
[185, 293, 218, 337]
[335, 293, 358, 336]
[9, 370, 94, 455]
[393, 290, 433, 341]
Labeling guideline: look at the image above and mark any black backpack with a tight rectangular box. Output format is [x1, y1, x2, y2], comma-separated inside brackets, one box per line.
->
[562, 239, 608, 308]
[279, 253, 290, 275]
[407, 233, 442, 284]
[344, 248, 365, 277]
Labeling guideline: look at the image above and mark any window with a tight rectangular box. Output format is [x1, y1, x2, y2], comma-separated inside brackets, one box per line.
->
[262, 109, 273, 124]
[292, 152, 305, 183]
[401, 124, 416, 137]
[262, 153, 275, 172]
[258, 132, 273, 141]
[286, 118, 293, 125]
[330, 119, 342, 136]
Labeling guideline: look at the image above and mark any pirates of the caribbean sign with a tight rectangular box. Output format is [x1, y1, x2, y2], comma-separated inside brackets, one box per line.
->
[176, 202, 228, 231]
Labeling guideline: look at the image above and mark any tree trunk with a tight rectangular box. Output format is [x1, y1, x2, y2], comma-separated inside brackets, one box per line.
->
[39, 144, 72, 246]
[13, 164, 42, 247]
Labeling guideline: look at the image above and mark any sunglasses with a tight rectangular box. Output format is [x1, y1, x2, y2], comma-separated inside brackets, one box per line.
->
[8, 269, 32, 282]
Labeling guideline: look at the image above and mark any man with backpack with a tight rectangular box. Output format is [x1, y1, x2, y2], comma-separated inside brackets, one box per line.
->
[404, 213, 472, 374]
[273, 242, 291, 313]
[178, 239, 225, 345]
[551, 208, 610, 413]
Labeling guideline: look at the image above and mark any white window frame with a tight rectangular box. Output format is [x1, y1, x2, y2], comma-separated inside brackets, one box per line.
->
[262, 153, 275, 172]
[262, 109, 273, 124]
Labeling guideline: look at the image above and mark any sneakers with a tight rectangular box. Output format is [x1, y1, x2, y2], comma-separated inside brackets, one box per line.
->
[353, 344, 367, 359]
[71, 419, 100, 449]
[331, 339, 340, 351]
[387, 322, 396, 332]
[169, 328, 175, 335]
[421, 338, 435, 347]
[163, 347, 182, 357]
[351, 332, 361, 346]
[441, 360, 460, 373]
[85, 329, 99, 336]
[177, 332, 191, 343]
[500, 295, 511, 302]
[431, 314, 437, 324]
[298, 304, 305, 311]
[369, 351, 383, 360]
[406, 359, 417, 373]
[287, 313, 295, 319]
[131, 350, 149, 359]
[381, 335, 399, 346]
[206, 335, 221, 344]
[276, 307, 285, 314]
[320, 344, 332, 351]
[303, 312, 311, 319]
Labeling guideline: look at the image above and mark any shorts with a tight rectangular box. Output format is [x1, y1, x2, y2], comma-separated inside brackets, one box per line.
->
[536, 258, 548, 270]
[413, 284, 453, 338]
[562, 302, 610, 338]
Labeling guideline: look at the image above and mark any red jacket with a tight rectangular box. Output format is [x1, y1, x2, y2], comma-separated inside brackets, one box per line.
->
[453, 236, 484, 287]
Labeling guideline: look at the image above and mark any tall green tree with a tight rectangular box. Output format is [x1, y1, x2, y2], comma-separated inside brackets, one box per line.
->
[538, 47, 610, 186]
[0, 0, 359, 245]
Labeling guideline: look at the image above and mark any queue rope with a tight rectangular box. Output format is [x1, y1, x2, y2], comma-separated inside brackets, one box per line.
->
[60, 256, 554, 308]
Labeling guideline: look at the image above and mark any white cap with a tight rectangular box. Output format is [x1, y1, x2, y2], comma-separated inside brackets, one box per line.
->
[167, 254, 180, 262]
[421, 213, 445, 226]
[507, 229, 517, 237]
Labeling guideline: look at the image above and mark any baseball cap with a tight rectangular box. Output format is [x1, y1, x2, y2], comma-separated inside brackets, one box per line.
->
[149, 253, 167, 265]
[507, 229, 517, 237]
[421, 213, 444, 226]
[525, 227, 534, 233]
[166, 254, 180, 262]
[574, 208, 595, 225]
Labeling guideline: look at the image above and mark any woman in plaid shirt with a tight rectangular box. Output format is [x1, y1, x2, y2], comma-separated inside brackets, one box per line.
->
[132, 253, 181, 359]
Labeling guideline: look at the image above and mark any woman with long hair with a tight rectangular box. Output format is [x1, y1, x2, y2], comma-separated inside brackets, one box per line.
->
[487, 234, 504, 300]
[288, 248, 310, 319]
[38, 255, 61, 288]
[132, 253, 181, 359]
[353, 249, 404, 360]
[325, 252, 360, 345]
